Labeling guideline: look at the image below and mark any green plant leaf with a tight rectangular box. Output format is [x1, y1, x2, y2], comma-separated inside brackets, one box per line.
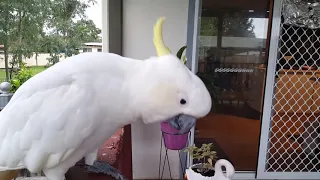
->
[185, 143, 217, 167]
[10, 67, 35, 93]
[176, 45, 187, 60]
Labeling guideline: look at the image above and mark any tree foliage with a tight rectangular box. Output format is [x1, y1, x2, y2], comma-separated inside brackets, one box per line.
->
[199, 11, 256, 58]
[10, 66, 35, 93]
[184, 143, 217, 174]
[200, 11, 256, 37]
[0, 0, 101, 80]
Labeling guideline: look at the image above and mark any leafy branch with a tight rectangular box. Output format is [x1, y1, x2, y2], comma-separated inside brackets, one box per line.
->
[10, 66, 35, 93]
[184, 143, 217, 174]
[176, 45, 187, 64]
[0, 0, 101, 80]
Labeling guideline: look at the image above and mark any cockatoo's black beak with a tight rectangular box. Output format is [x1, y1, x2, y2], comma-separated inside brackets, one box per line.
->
[166, 114, 197, 134]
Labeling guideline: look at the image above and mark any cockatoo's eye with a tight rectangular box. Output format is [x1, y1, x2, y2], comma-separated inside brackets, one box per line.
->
[180, 99, 187, 105]
[178, 93, 188, 106]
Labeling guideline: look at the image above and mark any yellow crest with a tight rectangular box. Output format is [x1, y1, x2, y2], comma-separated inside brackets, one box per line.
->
[153, 17, 171, 56]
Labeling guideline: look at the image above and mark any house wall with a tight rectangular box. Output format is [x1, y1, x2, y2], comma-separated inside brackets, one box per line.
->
[0, 53, 67, 68]
[79, 46, 102, 53]
[122, 0, 189, 179]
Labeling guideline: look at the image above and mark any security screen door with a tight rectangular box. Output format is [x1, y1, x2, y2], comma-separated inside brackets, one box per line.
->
[257, 0, 320, 179]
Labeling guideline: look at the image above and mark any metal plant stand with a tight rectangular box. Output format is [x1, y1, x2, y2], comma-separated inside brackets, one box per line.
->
[158, 131, 191, 180]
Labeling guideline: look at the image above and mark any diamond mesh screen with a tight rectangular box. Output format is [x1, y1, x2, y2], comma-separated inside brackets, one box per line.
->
[265, 20, 320, 172]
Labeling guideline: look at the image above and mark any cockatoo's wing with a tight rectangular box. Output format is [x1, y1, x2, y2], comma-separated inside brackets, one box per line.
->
[0, 60, 105, 172]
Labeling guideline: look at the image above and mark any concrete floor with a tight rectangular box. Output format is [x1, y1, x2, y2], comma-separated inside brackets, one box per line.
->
[195, 112, 261, 171]
[195, 111, 319, 171]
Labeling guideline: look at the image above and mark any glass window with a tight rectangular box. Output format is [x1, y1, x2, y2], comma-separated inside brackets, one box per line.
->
[195, 0, 272, 171]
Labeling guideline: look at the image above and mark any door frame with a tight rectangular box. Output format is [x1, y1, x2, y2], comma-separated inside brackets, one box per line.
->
[178, 1, 202, 179]
[256, 0, 320, 179]
[185, 0, 281, 179]
[256, 0, 283, 179]
[102, 1, 133, 180]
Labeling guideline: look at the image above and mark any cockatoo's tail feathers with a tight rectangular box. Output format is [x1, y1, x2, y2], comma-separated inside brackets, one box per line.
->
[88, 161, 127, 180]
[153, 17, 171, 56]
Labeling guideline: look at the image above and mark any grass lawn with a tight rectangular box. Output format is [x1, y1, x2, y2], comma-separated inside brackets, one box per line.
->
[0, 66, 47, 82]
[28, 66, 47, 74]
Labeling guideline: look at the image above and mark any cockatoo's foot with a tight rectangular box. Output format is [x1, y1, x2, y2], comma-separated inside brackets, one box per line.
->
[87, 160, 127, 180]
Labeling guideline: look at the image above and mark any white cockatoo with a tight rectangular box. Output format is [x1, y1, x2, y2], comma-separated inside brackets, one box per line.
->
[0, 17, 212, 180]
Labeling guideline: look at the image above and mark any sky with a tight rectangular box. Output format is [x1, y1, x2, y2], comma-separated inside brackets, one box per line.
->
[85, 0, 102, 30]
[252, 18, 269, 39]
[84, 0, 267, 39]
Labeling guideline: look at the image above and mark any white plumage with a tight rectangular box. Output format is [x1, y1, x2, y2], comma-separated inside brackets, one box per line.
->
[0, 52, 211, 180]
[0, 53, 141, 176]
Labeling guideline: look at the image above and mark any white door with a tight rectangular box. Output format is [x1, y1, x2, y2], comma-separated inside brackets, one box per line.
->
[257, 0, 320, 179]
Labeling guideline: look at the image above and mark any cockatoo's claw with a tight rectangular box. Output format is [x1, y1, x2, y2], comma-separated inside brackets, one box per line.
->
[87, 160, 127, 180]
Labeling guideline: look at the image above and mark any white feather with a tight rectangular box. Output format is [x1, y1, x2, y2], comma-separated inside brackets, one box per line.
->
[0, 52, 212, 179]
[0, 52, 141, 173]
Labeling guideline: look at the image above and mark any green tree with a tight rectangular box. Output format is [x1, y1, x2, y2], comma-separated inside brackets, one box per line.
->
[0, 0, 100, 79]
[72, 19, 102, 43]
[0, 0, 52, 79]
[199, 11, 256, 58]
[0, 0, 12, 81]
[200, 17, 218, 36]
[45, 0, 100, 64]
[222, 11, 255, 37]
[43, 19, 101, 65]
[200, 11, 256, 38]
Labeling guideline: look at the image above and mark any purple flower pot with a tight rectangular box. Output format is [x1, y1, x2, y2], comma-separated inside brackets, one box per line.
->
[160, 121, 189, 150]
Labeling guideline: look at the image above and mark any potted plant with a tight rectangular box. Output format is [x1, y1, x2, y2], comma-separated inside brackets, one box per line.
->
[160, 119, 190, 150]
[159, 45, 190, 150]
[184, 143, 235, 180]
